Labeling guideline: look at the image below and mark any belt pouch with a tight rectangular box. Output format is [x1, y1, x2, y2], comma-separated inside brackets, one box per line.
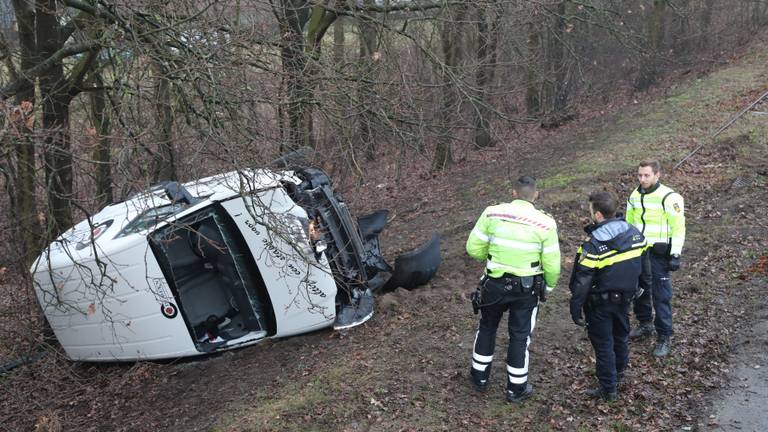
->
[520, 276, 534, 289]
[651, 242, 670, 256]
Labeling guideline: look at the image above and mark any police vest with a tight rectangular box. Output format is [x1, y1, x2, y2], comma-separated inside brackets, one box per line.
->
[625, 183, 685, 255]
[466, 200, 561, 288]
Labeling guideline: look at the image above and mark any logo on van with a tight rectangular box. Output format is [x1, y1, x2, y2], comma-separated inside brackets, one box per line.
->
[161, 302, 178, 319]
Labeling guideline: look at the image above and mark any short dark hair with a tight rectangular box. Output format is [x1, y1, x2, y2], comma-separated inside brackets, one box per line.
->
[513, 175, 537, 200]
[589, 191, 617, 218]
[639, 159, 662, 174]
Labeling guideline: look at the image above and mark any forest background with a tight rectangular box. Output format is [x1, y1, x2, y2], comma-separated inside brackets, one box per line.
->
[2, 0, 768, 430]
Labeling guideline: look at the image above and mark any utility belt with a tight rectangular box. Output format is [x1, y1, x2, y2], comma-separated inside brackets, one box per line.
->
[587, 291, 636, 307]
[489, 273, 542, 292]
[471, 274, 543, 313]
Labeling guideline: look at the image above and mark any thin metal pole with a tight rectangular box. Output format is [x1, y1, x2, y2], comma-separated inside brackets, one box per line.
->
[673, 89, 768, 171]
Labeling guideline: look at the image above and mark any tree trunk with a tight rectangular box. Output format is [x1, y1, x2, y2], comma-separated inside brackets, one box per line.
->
[751, 0, 768, 29]
[541, 0, 570, 128]
[761, 0, 768, 27]
[333, 16, 345, 64]
[152, 67, 177, 182]
[273, 0, 337, 154]
[89, 73, 113, 207]
[473, 0, 502, 148]
[283, 46, 314, 152]
[357, 0, 378, 160]
[7, 0, 40, 264]
[525, 19, 541, 117]
[700, 0, 714, 49]
[41, 93, 73, 238]
[637, 0, 666, 90]
[672, 0, 690, 57]
[37, 0, 73, 237]
[433, 5, 465, 170]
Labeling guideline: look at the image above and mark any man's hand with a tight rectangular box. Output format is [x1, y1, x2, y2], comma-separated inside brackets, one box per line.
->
[668, 254, 681, 271]
[470, 290, 481, 315]
[570, 304, 586, 326]
[539, 286, 553, 303]
[572, 314, 586, 327]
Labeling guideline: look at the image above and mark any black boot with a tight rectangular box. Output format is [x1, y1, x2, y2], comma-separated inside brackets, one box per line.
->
[629, 322, 654, 339]
[653, 335, 671, 357]
[585, 386, 617, 402]
[506, 384, 534, 403]
[469, 368, 489, 392]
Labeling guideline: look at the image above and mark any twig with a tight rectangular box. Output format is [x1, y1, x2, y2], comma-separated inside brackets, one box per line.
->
[673, 89, 768, 171]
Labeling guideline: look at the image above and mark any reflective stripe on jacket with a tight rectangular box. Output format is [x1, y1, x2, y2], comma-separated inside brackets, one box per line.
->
[569, 218, 652, 312]
[625, 182, 685, 255]
[466, 200, 561, 288]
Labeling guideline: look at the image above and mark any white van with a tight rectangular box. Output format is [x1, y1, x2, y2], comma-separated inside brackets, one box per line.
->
[31, 167, 439, 361]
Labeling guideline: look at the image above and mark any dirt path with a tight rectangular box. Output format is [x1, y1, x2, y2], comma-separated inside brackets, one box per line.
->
[3, 35, 768, 432]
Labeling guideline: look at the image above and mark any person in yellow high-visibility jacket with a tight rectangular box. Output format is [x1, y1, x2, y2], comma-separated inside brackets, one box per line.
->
[625, 159, 686, 357]
[466, 176, 560, 403]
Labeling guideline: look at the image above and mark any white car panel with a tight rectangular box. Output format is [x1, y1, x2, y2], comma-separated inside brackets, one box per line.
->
[221, 190, 338, 337]
[32, 235, 198, 361]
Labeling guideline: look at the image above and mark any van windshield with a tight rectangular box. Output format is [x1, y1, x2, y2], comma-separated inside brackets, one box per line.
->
[115, 203, 188, 238]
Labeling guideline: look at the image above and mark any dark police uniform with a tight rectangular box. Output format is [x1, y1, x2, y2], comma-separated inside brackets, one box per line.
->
[569, 218, 652, 397]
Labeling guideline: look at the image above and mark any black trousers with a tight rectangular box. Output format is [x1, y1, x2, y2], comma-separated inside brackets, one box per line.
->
[471, 279, 539, 394]
[633, 253, 674, 336]
[586, 300, 630, 392]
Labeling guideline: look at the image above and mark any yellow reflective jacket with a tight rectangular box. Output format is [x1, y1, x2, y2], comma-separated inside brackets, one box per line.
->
[625, 183, 685, 256]
[466, 200, 561, 288]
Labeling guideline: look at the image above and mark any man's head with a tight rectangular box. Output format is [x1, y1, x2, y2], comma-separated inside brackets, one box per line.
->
[512, 175, 538, 202]
[637, 159, 662, 190]
[588, 190, 617, 222]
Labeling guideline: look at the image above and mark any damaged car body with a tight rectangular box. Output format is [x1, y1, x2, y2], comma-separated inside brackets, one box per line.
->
[31, 167, 440, 361]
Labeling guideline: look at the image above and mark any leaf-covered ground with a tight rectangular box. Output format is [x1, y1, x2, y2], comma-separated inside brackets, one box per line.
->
[2, 40, 768, 432]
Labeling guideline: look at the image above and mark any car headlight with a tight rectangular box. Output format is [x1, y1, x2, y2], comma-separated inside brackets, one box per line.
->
[308, 218, 329, 254]
[277, 214, 314, 254]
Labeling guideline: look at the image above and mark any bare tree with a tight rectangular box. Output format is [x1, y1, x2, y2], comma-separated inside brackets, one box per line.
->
[151, 63, 177, 182]
[540, 0, 571, 127]
[357, 0, 379, 160]
[636, 0, 666, 90]
[87, 71, 114, 207]
[473, 0, 503, 148]
[434, 4, 466, 169]
[1, 16, 39, 265]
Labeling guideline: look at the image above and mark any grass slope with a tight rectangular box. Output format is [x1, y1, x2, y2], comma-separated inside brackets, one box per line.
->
[217, 42, 768, 432]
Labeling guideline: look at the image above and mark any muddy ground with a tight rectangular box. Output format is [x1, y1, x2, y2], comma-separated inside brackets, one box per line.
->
[2, 40, 768, 432]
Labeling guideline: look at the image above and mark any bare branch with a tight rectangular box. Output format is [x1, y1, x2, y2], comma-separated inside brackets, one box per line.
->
[351, 0, 465, 14]
[0, 32, 19, 83]
[0, 42, 101, 100]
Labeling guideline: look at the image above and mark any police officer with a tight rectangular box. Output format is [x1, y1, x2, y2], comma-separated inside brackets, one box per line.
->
[569, 191, 652, 401]
[466, 176, 560, 403]
[625, 160, 685, 357]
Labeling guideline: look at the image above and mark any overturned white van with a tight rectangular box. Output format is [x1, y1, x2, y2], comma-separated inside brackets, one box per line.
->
[31, 167, 440, 361]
